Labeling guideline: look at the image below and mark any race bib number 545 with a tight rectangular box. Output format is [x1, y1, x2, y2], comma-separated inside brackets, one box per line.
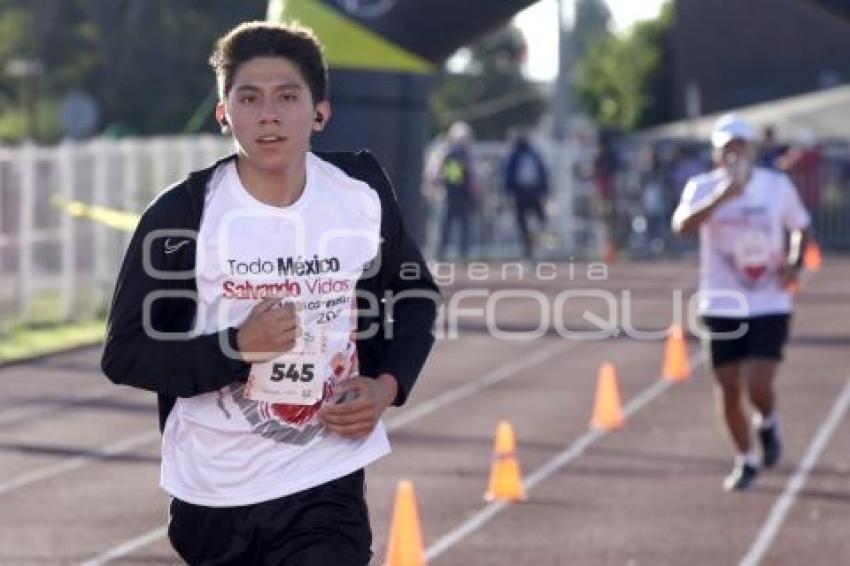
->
[245, 328, 326, 405]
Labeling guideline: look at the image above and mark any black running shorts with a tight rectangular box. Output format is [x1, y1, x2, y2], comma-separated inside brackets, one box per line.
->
[167, 469, 372, 565]
[699, 314, 791, 370]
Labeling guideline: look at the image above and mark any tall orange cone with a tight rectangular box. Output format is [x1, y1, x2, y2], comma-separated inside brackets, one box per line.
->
[590, 363, 624, 430]
[803, 240, 822, 272]
[484, 420, 526, 502]
[385, 481, 425, 566]
[662, 325, 691, 383]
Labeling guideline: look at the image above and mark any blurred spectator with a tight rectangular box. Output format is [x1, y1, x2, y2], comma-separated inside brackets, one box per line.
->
[777, 132, 822, 211]
[757, 125, 787, 169]
[503, 131, 549, 260]
[570, 127, 599, 251]
[420, 136, 448, 257]
[664, 144, 706, 255]
[670, 145, 705, 198]
[421, 138, 447, 205]
[639, 147, 667, 250]
[593, 133, 621, 259]
[437, 121, 478, 261]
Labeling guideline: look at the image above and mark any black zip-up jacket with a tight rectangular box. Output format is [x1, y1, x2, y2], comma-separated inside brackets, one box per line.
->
[101, 151, 440, 431]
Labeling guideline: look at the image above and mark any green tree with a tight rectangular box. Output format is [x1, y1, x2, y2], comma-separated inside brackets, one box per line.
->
[574, 1, 673, 131]
[85, 0, 267, 137]
[0, 0, 94, 141]
[0, 0, 266, 143]
[430, 25, 546, 140]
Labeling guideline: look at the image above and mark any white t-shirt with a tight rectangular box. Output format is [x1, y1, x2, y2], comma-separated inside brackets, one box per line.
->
[161, 153, 389, 507]
[674, 166, 810, 317]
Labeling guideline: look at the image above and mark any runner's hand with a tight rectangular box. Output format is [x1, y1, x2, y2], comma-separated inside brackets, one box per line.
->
[777, 264, 800, 290]
[236, 298, 300, 362]
[718, 178, 745, 202]
[319, 374, 398, 439]
[719, 155, 751, 201]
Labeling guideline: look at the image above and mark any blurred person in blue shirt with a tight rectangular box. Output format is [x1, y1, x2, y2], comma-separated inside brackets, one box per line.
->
[503, 130, 549, 261]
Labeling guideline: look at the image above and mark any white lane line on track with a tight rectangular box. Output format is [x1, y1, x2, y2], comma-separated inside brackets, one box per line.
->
[385, 340, 577, 432]
[80, 526, 168, 566]
[0, 430, 160, 496]
[424, 352, 703, 562]
[739, 378, 850, 566]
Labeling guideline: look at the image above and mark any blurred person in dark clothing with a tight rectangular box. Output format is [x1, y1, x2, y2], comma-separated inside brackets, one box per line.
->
[777, 132, 822, 211]
[503, 131, 549, 260]
[670, 145, 705, 197]
[639, 147, 667, 249]
[593, 134, 620, 261]
[437, 121, 478, 261]
[757, 125, 787, 170]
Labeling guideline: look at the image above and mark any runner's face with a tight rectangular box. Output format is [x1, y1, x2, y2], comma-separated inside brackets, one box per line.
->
[720, 139, 750, 164]
[217, 56, 329, 171]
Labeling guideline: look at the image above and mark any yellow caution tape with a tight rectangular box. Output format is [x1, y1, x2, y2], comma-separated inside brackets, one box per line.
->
[52, 196, 140, 232]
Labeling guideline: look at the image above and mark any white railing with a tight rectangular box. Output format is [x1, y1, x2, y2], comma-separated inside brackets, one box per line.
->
[0, 134, 583, 328]
[0, 135, 232, 326]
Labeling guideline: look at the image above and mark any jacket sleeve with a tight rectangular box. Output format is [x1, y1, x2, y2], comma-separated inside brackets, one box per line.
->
[101, 189, 250, 398]
[361, 153, 441, 406]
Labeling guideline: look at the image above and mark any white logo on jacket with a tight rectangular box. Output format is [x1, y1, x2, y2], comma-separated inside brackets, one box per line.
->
[164, 238, 191, 254]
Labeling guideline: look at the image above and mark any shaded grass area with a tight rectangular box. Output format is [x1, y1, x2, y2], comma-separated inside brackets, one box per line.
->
[0, 287, 109, 363]
[0, 320, 105, 364]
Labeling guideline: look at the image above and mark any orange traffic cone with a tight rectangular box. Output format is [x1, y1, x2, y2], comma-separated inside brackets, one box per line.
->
[385, 481, 425, 566]
[484, 420, 526, 502]
[662, 325, 691, 383]
[803, 240, 822, 272]
[590, 363, 623, 430]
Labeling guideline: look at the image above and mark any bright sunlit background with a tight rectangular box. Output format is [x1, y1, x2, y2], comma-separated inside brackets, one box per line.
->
[513, 0, 667, 81]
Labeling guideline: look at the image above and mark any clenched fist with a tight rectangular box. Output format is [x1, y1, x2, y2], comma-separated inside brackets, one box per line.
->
[236, 298, 301, 362]
[319, 374, 399, 439]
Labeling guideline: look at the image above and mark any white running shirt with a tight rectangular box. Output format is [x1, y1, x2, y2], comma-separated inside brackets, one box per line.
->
[161, 153, 389, 506]
[674, 166, 810, 317]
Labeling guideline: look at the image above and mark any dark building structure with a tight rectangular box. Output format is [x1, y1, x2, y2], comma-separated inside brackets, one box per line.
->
[671, 0, 850, 119]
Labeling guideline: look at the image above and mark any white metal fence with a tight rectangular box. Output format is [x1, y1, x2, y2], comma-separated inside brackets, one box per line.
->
[0, 136, 232, 327]
[0, 134, 585, 328]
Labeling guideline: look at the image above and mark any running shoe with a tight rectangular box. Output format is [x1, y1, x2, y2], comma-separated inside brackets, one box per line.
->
[723, 462, 759, 491]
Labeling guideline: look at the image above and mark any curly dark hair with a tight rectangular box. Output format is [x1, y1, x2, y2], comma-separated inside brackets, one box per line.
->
[209, 21, 328, 103]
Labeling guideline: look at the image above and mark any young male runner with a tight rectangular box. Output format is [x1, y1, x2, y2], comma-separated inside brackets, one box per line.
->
[102, 21, 439, 563]
[672, 114, 811, 491]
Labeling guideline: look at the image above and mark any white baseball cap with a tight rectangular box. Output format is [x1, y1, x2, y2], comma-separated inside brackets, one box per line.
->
[711, 113, 755, 148]
[448, 121, 472, 143]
